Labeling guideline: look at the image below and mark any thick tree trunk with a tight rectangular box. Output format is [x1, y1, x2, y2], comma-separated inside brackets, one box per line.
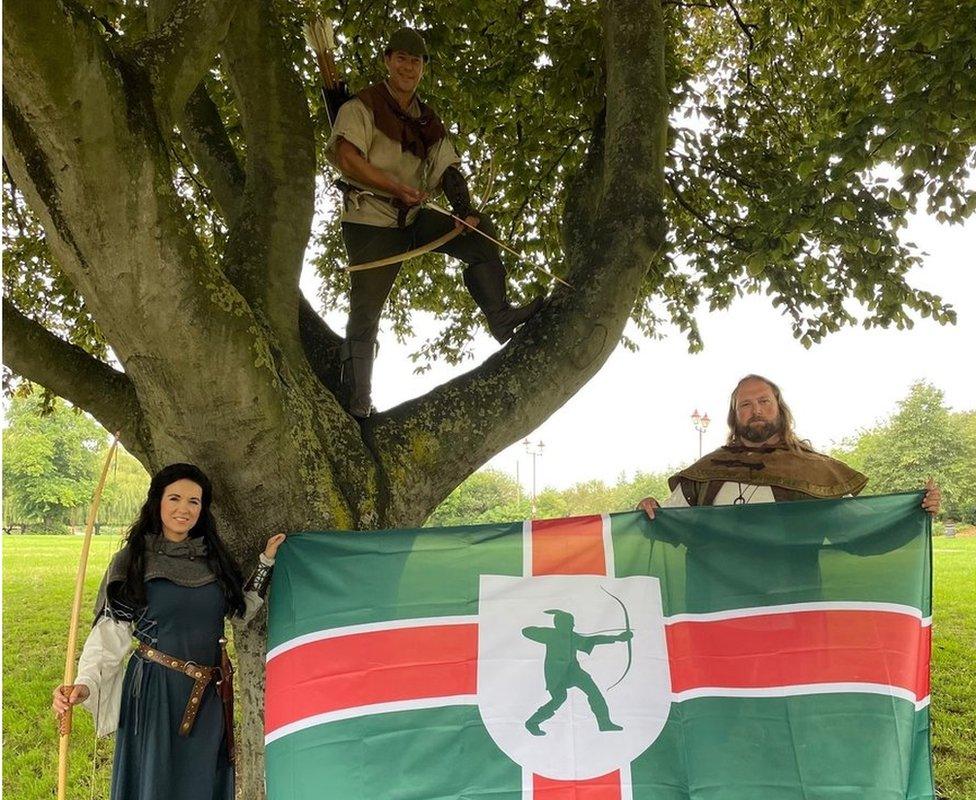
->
[2, 0, 668, 796]
[234, 614, 270, 798]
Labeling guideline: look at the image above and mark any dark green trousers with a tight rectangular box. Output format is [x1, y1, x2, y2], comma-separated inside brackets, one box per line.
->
[342, 209, 499, 343]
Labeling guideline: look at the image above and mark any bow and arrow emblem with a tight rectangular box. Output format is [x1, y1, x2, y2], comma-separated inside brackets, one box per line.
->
[600, 586, 633, 691]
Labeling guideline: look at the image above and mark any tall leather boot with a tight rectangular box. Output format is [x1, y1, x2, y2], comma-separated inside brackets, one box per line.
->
[339, 339, 377, 418]
[463, 259, 544, 343]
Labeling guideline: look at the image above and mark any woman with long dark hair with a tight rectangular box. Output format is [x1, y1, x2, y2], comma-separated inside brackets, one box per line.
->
[52, 463, 284, 799]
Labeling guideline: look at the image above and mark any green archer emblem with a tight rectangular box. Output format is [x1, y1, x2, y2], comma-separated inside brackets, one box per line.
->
[521, 593, 634, 737]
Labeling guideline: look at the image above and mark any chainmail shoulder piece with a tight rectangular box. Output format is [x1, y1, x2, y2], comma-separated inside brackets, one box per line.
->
[92, 535, 216, 623]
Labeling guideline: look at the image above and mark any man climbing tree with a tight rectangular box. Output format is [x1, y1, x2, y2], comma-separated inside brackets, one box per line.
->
[324, 28, 543, 418]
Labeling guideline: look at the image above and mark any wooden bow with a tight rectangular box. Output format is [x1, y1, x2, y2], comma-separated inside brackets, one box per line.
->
[424, 201, 574, 289]
[57, 434, 119, 800]
[345, 198, 573, 289]
[345, 226, 464, 272]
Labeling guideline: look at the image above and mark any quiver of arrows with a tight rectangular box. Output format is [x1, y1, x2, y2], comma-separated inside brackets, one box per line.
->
[304, 18, 351, 128]
[322, 82, 353, 129]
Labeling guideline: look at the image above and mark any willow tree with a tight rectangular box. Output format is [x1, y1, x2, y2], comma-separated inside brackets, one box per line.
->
[3, 0, 972, 792]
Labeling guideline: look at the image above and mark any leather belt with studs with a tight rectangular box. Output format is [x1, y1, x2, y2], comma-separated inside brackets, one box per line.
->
[135, 642, 217, 737]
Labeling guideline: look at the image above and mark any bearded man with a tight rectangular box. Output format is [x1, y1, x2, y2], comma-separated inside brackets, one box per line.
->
[640, 375, 940, 515]
[326, 28, 542, 418]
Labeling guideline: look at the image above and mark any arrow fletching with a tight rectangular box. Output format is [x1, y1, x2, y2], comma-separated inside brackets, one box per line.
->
[321, 17, 336, 51]
[303, 17, 335, 55]
[302, 22, 318, 52]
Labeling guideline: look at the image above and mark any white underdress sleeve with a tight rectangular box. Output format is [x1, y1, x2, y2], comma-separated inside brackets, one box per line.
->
[242, 590, 264, 624]
[74, 615, 133, 737]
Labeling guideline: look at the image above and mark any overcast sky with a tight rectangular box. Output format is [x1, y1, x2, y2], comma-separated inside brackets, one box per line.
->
[304, 206, 975, 492]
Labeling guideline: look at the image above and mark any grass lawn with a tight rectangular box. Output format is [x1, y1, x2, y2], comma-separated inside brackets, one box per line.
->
[3, 534, 975, 799]
[929, 534, 976, 798]
[3, 536, 121, 800]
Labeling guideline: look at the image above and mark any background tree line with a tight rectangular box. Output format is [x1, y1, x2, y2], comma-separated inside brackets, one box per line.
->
[433, 380, 976, 525]
[4, 380, 973, 532]
[2, 392, 149, 534]
[830, 381, 976, 523]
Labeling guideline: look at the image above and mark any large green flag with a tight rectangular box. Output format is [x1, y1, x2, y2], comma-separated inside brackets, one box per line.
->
[265, 493, 933, 799]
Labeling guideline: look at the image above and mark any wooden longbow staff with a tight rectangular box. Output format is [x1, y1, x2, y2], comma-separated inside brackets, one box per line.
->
[57, 434, 120, 800]
[344, 188, 574, 287]
[344, 227, 461, 272]
[423, 200, 574, 289]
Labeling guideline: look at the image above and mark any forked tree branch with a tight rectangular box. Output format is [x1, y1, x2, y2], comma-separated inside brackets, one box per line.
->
[140, 0, 245, 223]
[219, 0, 316, 363]
[368, 0, 669, 525]
[138, 0, 243, 121]
[177, 84, 247, 222]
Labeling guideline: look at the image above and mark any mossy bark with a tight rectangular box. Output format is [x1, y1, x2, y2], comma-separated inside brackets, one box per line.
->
[2, 0, 668, 794]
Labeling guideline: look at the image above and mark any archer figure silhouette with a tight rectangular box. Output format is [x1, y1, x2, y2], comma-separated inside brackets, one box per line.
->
[522, 609, 633, 736]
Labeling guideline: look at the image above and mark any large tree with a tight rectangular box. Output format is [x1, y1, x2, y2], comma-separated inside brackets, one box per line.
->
[3, 0, 973, 791]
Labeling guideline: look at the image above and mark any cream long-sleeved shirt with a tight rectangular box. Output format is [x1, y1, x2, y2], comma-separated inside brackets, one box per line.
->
[324, 93, 460, 227]
[661, 482, 776, 508]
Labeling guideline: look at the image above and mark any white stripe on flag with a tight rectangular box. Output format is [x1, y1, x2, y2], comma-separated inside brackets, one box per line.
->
[264, 694, 478, 745]
[521, 768, 533, 800]
[672, 682, 930, 709]
[266, 615, 478, 662]
[619, 762, 634, 800]
[665, 600, 929, 625]
[601, 513, 614, 578]
[522, 518, 532, 577]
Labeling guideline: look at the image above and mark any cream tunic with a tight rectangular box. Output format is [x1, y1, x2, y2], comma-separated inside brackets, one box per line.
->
[661, 482, 776, 508]
[662, 482, 850, 508]
[325, 90, 460, 227]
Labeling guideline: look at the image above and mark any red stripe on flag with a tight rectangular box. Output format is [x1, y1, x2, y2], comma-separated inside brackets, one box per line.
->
[666, 609, 929, 697]
[264, 609, 930, 741]
[531, 515, 606, 575]
[533, 770, 621, 799]
[265, 624, 477, 735]
[916, 623, 932, 700]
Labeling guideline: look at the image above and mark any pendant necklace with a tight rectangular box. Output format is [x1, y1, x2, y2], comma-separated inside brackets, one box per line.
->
[734, 482, 761, 505]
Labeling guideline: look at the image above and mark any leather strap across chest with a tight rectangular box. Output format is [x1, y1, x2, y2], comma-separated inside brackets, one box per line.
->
[135, 642, 216, 736]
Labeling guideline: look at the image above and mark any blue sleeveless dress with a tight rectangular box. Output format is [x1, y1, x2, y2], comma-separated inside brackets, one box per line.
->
[110, 578, 232, 800]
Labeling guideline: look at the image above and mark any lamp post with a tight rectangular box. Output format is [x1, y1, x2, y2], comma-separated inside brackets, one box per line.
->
[523, 439, 545, 517]
[691, 409, 710, 458]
